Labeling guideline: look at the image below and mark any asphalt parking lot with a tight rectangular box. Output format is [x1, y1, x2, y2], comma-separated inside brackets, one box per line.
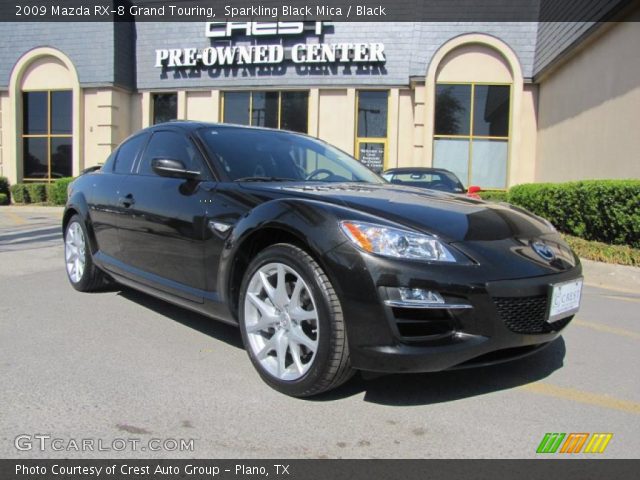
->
[1, 207, 639, 459]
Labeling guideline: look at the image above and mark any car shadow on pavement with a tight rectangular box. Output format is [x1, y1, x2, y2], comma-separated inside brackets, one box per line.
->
[116, 287, 245, 350]
[106, 285, 566, 405]
[315, 337, 566, 406]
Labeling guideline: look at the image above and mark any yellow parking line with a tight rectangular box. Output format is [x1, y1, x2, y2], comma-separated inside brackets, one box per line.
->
[584, 282, 640, 296]
[522, 383, 640, 415]
[4, 211, 27, 225]
[573, 319, 640, 341]
[602, 294, 640, 304]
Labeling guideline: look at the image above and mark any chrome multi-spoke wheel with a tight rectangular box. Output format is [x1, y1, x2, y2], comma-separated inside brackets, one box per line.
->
[243, 262, 319, 381]
[239, 244, 353, 397]
[63, 214, 107, 292]
[65, 221, 86, 284]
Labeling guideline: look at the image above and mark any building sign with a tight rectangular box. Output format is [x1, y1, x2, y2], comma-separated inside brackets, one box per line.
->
[155, 21, 386, 68]
[205, 21, 325, 37]
[358, 143, 385, 173]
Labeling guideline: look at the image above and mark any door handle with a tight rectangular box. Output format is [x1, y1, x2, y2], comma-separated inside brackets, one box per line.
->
[118, 194, 135, 208]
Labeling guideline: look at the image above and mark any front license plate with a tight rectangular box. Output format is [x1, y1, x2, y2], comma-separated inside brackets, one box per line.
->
[548, 278, 583, 322]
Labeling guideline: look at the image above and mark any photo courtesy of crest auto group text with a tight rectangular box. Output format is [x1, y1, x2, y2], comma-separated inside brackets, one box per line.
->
[1, 0, 639, 479]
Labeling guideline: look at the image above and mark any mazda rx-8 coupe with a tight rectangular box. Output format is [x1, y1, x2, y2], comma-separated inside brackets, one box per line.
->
[63, 122, 582, 397]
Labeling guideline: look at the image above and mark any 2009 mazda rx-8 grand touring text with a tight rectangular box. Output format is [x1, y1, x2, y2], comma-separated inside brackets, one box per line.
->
[62, 122, 582, 397]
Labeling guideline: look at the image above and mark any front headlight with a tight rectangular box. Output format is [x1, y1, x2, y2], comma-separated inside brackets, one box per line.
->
[339, 221, 457, 262]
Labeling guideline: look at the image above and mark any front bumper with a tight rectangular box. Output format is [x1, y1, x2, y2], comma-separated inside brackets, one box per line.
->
[322, 241, 582, 373]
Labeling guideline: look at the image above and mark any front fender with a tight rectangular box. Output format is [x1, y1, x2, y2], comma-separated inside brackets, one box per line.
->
[217, 197, 390, 309]
[217, 198, 342, 303]
[63, 190, 98, 253]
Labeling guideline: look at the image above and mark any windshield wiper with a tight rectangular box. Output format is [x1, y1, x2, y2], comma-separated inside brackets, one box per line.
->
[234, 176, 298, 182]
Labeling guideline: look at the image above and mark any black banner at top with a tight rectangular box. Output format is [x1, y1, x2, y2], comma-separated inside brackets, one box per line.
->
[2, 0, 640, 22]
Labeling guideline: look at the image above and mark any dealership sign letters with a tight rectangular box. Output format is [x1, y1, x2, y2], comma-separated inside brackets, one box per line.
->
[155, 21, 386, 68]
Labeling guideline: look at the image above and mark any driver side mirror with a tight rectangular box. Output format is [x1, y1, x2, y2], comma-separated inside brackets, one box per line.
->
[151, 158, 200, 180]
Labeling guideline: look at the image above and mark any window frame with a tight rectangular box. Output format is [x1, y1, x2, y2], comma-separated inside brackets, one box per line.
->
[433, 81, 512, 189]
[220, 90, 310, 133]
[22, 89, 73, 183]
[355, 89, 390, 173]
[134, 129, 211, 180]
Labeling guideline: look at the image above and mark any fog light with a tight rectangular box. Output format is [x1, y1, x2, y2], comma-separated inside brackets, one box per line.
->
[398, 288, 445, 304]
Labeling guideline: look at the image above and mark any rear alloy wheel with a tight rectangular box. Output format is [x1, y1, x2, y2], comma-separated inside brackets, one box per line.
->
[64, 215, 107, 292]
[239, 244, 353, 397]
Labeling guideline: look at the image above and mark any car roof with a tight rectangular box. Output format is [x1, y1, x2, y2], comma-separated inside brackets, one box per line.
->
[383, 167, 455, 175]
[142, 120, 298, 134]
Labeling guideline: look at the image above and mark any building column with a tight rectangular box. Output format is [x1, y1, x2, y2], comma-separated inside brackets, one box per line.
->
[412, 84, 426, 167]
[177, 90, 187, 119]
[211, 90, 221, 122]
[142, 92, 152, 128]
[83, 88, 132, 168]
[0, 94, 5, 180]
[387, 88, 400, 169]
[346, 88, 356, 155]
[308, 88, 319, 137]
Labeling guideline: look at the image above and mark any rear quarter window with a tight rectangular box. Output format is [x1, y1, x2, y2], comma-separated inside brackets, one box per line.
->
[114, 134, 149, 174]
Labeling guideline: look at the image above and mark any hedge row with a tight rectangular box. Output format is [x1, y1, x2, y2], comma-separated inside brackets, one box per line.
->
[8, 177, 73, 205]
[477, 190, 509, 202]
[564, 235, 639, 267]
[498, 180, 640, 248]
[0, 176, 9, 204]
[49, 178, 74, 205]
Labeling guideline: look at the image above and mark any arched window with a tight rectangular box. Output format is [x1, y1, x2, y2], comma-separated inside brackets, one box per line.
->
[9, 48, 80, 183]
[426, 36, 523, 190]
[20, 57, 75, 182]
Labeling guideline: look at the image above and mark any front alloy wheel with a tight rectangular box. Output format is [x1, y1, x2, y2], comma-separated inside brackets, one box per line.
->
[65, 221, 86, 283]
[239, 244, 353, 397]
[64, 214, 107, 292]
[244, 262, 319, 381]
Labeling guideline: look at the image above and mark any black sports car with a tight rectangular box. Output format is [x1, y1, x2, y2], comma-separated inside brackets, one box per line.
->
[63, 122, 583, 397]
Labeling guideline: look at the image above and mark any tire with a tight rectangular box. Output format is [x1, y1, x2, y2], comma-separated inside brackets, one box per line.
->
[64, 214, 108, 292]
[239, 244, 354, 397]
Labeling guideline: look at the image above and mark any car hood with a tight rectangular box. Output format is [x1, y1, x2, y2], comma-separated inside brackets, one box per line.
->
[239, 182, 552, 243]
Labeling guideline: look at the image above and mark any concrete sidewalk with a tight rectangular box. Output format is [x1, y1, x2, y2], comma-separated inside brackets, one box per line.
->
[1, 205, 637, 293]
[582, 259, 640, 294]
[0, 205, 64, 214]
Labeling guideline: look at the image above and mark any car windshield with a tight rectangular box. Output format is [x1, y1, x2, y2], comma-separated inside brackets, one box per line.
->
[384, 170, 465, 193]
[198, 127, 384, 184]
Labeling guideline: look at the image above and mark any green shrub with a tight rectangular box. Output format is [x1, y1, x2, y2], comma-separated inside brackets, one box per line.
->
[0, 193, 7, 205]
[25, 183, 48, 203]
[478, 190, 509, 202]
[0, 176, 10, 204]
[10, 183, 28, 203]
[50, 177, 74, 205]
[564, 235, 640, 267]
[509, 180, 640, 248]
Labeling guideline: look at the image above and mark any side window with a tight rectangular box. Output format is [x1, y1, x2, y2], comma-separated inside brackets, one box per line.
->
[138, 131, 205, 176]
[114, 134, 148, 174]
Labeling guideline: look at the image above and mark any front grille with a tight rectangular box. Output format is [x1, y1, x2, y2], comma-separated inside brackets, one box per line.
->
[493, 295, 572, 334]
